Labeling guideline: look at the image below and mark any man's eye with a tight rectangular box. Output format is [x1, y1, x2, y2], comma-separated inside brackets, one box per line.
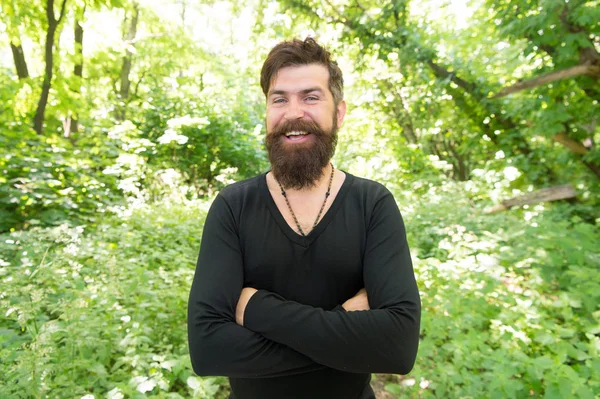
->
[273, 98, 286, 104]
[305, 96, 319, 101]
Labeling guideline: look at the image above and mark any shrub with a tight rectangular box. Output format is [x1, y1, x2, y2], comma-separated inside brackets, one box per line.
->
[0, 199, 228, 398]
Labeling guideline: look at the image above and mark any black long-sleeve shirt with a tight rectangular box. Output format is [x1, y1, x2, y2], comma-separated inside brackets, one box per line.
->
[187, 171, 421, 399]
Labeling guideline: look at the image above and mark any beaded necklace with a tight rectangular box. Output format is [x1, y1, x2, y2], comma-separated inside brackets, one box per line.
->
[276, 163, 335, 237]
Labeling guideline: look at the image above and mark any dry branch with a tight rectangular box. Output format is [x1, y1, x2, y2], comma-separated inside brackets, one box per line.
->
[493, 63, 600, 98]
[485, 184, 577, 214]
[549, 133, 600, 178]
[552, 133, 589, 155]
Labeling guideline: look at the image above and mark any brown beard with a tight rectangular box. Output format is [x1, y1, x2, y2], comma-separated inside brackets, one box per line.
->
[265, 115, 338, 190]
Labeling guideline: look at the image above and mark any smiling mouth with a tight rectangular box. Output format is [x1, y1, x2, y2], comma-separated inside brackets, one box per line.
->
[285, 131, 310, 141]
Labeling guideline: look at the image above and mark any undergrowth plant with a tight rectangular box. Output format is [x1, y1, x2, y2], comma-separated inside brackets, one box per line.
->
[1, 184, 599, 398]
[387, 184, 600, 398]
[0, 200, 227, 399]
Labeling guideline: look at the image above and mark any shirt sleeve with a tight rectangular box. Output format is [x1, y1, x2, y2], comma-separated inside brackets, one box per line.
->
[187, 194, 324, 378]
[243, 193, 421, 375]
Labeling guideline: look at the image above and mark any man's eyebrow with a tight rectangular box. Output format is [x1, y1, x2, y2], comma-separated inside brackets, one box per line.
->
[268, 87, 325, 97]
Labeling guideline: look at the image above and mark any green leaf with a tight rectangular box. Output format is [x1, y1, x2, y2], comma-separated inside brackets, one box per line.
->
[385, 383, 403, 395]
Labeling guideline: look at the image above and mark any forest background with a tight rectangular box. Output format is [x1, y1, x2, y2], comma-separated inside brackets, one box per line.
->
[1, 0, 599, 398]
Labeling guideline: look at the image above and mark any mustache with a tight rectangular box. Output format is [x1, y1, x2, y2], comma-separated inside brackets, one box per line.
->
[269, 119, 326, 137]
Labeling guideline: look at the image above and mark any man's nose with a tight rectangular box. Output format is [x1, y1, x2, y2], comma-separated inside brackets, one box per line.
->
[284, 100, 304, 120]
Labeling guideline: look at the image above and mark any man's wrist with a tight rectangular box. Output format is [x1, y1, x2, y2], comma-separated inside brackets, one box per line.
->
[236, 287, 258, 326]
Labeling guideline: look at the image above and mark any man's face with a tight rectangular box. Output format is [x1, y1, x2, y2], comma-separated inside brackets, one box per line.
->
[265, 64, 346, 189]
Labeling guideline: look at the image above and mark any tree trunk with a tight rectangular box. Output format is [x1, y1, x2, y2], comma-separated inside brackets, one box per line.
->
[180, 0, 186, 26]
[392, 94, 418, 144]
[376, 80, 418, 144]
[33, 0, 68, 135]
[10, 41, 29, 79]
[33, 24, 58, 135]
[116, 3, 140, 121]
[178, 0, 186, 77]
[443, 138, 469, 181]
[70, 7, 85, 134]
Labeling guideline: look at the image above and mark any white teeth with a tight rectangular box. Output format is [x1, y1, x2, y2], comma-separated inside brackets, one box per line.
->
[285, 131, 308, 137]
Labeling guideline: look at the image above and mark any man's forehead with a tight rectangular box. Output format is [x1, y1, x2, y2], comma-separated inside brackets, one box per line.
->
[269, 64, 330, 94]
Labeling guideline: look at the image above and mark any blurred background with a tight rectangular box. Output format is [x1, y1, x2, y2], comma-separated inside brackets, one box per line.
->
[0, 0, 598, 397]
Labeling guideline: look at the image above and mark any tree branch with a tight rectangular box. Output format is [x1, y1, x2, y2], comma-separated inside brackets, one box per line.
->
[551, 132, 589, 155]
[493, 63, 600, 98]
[426, 60, 477, 94]
[584, 162, 600, 178]
[354, 0, 366, 12]
[57, 0, 68, 24]
[376, 79, 418, 144]
[47, 0, 55, 23]
[550, 130, 600, 178]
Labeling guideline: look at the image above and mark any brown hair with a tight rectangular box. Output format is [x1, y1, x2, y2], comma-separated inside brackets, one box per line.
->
[260, 37, 344, 105]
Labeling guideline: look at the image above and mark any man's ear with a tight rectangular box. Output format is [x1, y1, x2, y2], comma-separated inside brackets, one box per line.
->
[336, 100, 347, 128]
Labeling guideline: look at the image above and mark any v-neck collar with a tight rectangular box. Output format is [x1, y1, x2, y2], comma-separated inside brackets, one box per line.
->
[259, 170, 355, 247]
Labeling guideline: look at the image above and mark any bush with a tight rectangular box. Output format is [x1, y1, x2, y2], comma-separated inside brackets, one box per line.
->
[0, 123, 123, 233]
[0, 199, 229, 398]
[385, 184, 600, 398]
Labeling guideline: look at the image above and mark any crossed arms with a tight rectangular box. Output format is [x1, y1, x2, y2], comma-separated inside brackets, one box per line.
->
[187, 194, 421, 378]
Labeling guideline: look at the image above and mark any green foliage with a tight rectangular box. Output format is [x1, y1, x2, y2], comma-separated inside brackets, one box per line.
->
[2, 183, 598, 398]
[279, 0, 599, 187]
[382, 183, 600, 398]
[0, 200, 229, 398]
[0, 0, 270, 231]
[0, 123, 122, 233]
[135, 86, 267, 194]
[1, 0, 600, 397]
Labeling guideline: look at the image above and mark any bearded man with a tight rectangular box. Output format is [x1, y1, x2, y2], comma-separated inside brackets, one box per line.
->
[187, 37, 421, 399]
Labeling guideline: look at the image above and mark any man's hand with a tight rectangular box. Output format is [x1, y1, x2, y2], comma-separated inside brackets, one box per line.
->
[236, 287, 258, 326]
[342, 288, 370, 311]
